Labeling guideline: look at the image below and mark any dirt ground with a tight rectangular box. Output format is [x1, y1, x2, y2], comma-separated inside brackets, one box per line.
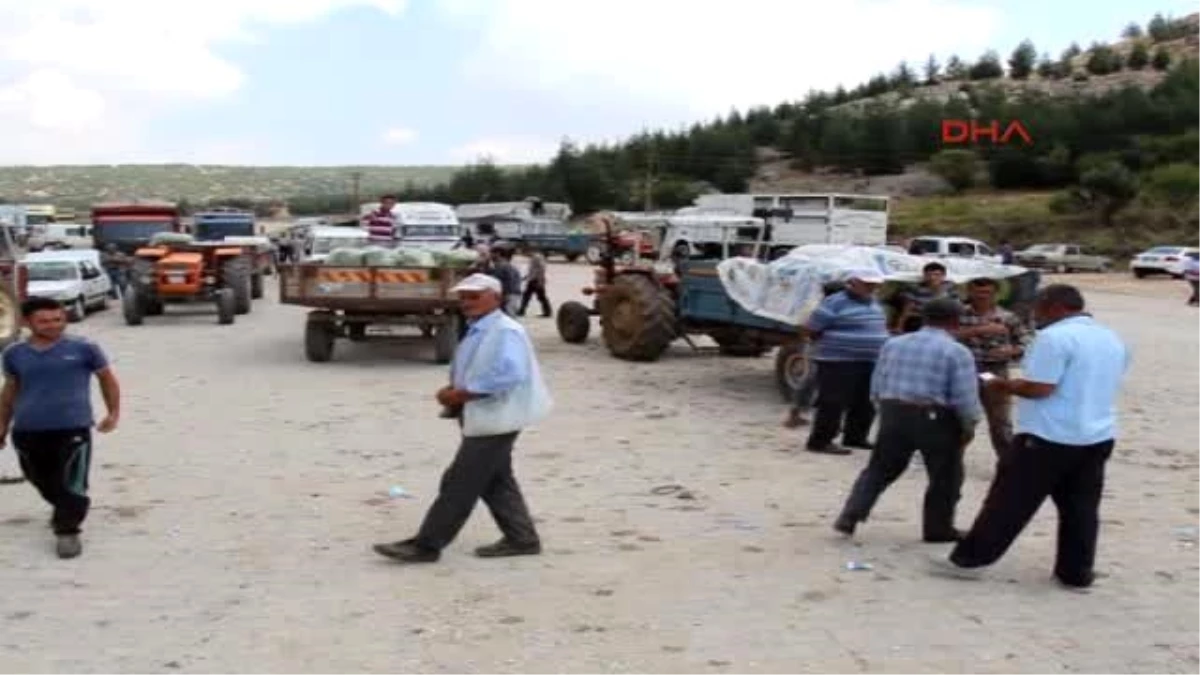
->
[0, 264, 1196, 674]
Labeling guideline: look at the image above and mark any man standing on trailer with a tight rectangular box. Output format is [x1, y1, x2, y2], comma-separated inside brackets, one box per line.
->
[361, 194, 398, 246]
[0, 297, 121, 559]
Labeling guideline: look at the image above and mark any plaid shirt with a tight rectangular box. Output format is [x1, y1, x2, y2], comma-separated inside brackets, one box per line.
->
[870, 327, 982, 426]
[958, 304, 1031, 365]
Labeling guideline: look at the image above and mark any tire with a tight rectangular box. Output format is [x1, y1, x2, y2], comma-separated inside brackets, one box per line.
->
[122, 290, 144, 326]
[586, 244, 604, 265]
[221, 256, 253, 315]
[215, 288, 236, 325]
[556, 300, 592, 343]
[67, 296, 86, 323]
[250, 272, 264, 300]
[433, 313, 462, 364]
[597, 273, 676, 362]
[305, 312, 336, 361]
[1054, 263, 1067, 274]
[710, 329, 767, 357]
[774, 342, 810, 403]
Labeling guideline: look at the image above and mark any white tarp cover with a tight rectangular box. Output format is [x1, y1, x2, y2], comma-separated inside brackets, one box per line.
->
[716, 244, 1031, 326]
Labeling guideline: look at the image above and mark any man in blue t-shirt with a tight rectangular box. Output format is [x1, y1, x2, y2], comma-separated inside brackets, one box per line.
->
[802, 269, 891, 455]
[0, 296, 122, 559]
[936, 284, 1129, 589]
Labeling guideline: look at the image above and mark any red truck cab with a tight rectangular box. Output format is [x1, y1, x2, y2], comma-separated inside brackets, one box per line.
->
[91, 201, 181, 253]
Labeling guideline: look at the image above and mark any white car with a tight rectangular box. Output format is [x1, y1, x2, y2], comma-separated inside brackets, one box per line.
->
[23, 250, 113, 321]
[1130, 246, 1199, 278]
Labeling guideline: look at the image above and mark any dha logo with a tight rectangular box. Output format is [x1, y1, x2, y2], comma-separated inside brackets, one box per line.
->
[941, 119, 1033, 145]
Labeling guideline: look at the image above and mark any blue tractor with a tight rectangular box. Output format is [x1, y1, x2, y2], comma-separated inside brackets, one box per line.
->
[190, 208, 274, 299]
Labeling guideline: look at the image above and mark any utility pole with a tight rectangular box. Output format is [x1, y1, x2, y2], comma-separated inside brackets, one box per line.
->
[643, 136, 657, 212]
[350, 171, 363, 213]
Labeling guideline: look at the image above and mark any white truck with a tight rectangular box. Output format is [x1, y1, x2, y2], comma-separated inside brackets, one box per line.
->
[906, 236, 1002, 264]
[361, 202, 464, 252]
[689, 192, 890, 258]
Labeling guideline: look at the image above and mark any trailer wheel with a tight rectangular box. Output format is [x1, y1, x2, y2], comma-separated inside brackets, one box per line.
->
[434, 313, 462, 364]
[122, 289, 145, 326]
[556, 300, 591, 343]
[222, 257, 253, 314]
[774, 342, 810, 403]
[305, 312, 336, 362]
[215, 288, 236, 325]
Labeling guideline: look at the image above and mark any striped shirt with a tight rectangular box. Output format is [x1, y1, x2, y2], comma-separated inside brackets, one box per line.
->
[805, 291, 889, 363]
[870, 327, 982, 425]
[362, 208, 396, 243]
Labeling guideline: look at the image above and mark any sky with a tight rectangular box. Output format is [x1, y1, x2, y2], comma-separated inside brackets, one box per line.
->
[0, 0, 1194, 166]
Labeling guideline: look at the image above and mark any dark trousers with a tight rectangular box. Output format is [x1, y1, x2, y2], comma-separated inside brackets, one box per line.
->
[12, 429, 92, 535]
[837, 402, 964, 538]
[806, 360, 875, 449]
[415, 432, 540, 551]
[518, 281, 552, 317]
[978, 362, 1014, 459]
[950, 433, 1114, 587]
[1188, 280, 1198, 305]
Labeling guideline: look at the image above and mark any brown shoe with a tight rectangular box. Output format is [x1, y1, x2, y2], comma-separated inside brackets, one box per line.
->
[806, 444, 851, 456]
[56, 534, 82, 559]
[373, 538, 440, 563]
[474, 539, 542, 558]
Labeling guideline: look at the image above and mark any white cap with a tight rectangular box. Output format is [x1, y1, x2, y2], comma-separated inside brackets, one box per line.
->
[846, 268, 886, 284]
[450, 273, 503, 294]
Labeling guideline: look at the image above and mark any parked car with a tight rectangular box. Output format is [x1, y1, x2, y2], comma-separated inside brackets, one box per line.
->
[1013, 243, 1112, 273]
[1130, 246, 1200, 278]
[907, 236, 1002, 263]
[22, 250, 112, 321]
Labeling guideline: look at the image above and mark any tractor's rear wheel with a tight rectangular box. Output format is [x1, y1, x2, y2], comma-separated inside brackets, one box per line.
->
[222, 257, 253, 315]
[598, 273, 677, 362]
[556, 300, 592, 344]
[122, 289, 145, 326]
[215, 288, 236, 325]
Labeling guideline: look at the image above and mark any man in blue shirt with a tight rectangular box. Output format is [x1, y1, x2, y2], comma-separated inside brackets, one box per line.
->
[834, 298, 982, 542]
[374, 273, 547, 564]
[803, 269, 890, 454]
[0, 296, 122, 559]
[937, 284, 1129, 589]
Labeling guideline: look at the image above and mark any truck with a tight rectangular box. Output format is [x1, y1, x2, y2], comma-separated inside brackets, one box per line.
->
[191, 208, 275, 298]
[278, 260, 472, 364]
[455, 199, 587, 260]
[91, 201, 182, 253]
[392, 203, 464, 252]
[691, 192, 890, 258]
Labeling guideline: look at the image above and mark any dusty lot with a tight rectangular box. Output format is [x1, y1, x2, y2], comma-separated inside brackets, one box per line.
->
[0, 265, 1196, 673]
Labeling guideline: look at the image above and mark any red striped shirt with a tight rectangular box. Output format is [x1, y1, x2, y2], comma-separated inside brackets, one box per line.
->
[362, 209, 396, 242]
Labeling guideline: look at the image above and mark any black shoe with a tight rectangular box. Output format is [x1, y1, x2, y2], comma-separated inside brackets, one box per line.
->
[474, 538, 542, 558]
[56, 534, 82, 559]
[843, 440, 874, 450]
[922, 529, 964, 543]
[833, 515, 857, 537]
[806, 444, 852, 456]
[373, 538, 440, 563]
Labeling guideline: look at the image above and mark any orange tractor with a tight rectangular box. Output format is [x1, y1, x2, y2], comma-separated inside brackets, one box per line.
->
[123, 235, 256, 326]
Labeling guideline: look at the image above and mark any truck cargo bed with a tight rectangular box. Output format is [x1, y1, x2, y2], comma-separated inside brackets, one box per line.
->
[279, 262, 470, 313]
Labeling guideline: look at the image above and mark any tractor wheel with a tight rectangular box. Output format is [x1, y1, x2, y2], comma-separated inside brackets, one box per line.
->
[222, 257, 253, 315]
[250, 272, 264, 300]
[556, 300, 592, 344]
[774, 342, 811, 403]
[710, 329, 767, 357]
[305, 312, 336, 362]
[215, 288, 236, 325]
[122, 289, 145, 326]
[598, 273, 677, 362]
[0, 287, 21, 348]
[433, 313, 462, 364]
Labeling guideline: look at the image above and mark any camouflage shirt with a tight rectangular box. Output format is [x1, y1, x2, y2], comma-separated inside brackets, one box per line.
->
[958, 304, 1032, 365]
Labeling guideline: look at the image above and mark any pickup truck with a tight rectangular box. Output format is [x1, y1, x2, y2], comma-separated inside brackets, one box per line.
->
[1014, 244, 1111, 273]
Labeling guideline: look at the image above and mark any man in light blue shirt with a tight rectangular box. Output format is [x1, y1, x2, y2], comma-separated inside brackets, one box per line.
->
[374, 273, 546, 564]
[937, 284, 1129, 589]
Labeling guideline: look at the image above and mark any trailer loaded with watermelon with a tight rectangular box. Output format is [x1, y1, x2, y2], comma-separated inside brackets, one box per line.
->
[278, 245, 478, 363]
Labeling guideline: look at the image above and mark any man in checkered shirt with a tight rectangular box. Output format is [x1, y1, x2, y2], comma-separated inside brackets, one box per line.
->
[955, 277, 1032, 459]
[833, 297, 982, 543]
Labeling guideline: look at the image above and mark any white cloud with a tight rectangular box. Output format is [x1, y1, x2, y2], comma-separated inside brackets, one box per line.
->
[449, 136, 559, 164]
[0, 0, 407, 163]
[441, 0, 1004, 116]
[382, 127, 418, 145]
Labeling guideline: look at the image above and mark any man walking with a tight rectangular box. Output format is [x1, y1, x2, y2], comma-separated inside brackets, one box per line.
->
[373, 273, 552, 564]
[0, 297, 122, 559]
[833, 298, 982, 542]
[936, 285, 1129, 589]
[956, 277, 1032, 459]
[803, 269, 890, 455]
[518, 251, 552, 318]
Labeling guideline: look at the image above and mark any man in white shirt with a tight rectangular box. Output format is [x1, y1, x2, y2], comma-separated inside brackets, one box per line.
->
[373, 274, 552, 564]
[933, 284, 1129, 589]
